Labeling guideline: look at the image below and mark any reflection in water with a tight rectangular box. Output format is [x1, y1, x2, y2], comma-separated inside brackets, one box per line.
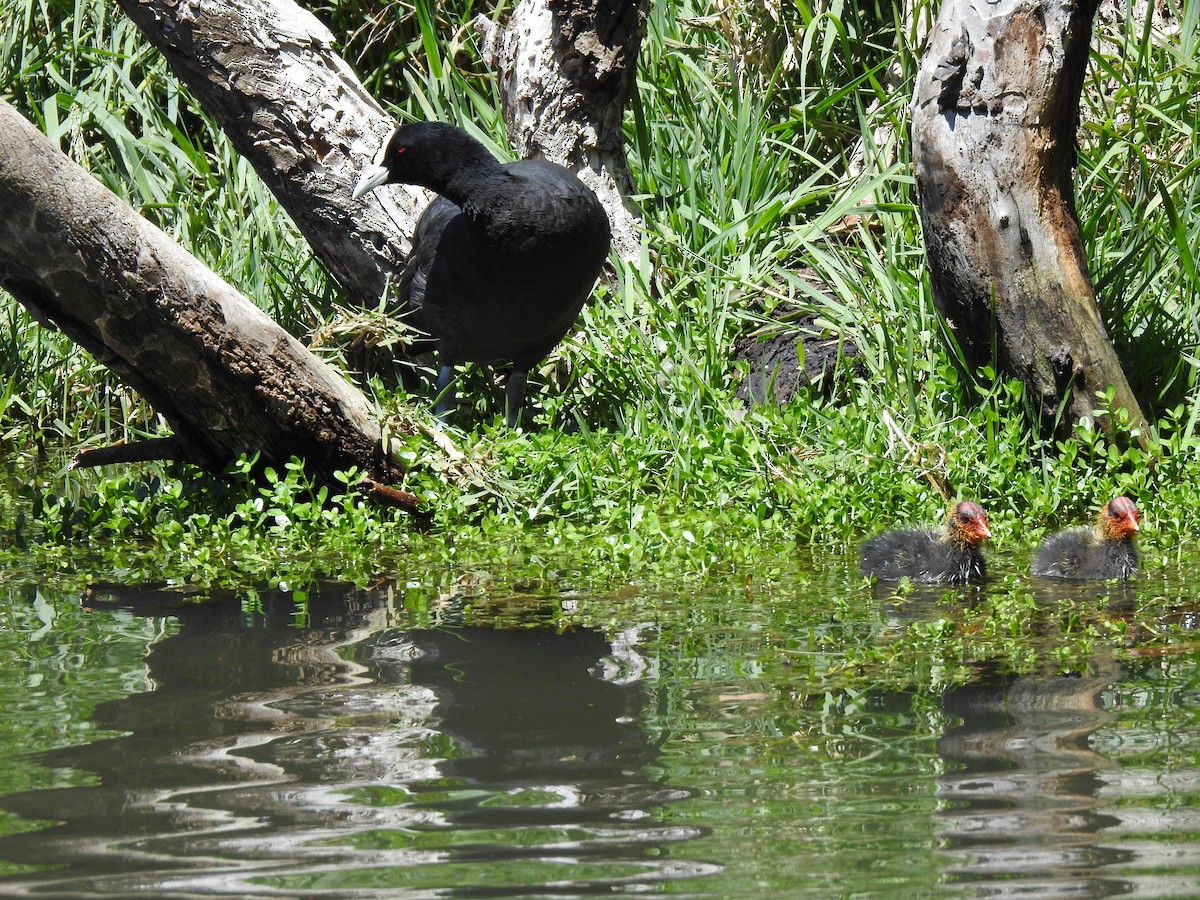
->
[937, 659, 1131, 897]
[0, 586, 707, 896]
[4, 567, 1200, 896]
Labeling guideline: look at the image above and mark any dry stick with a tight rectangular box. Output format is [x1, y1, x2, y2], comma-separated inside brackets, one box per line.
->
[880, 410, 951, 500]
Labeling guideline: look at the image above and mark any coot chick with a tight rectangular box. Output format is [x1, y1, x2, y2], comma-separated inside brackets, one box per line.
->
[352, 121, 611, 427]
[1032, 496, 1140, 580]
[860, 501, 992, 584]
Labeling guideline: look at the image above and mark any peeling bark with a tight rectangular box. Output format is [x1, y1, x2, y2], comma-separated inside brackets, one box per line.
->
[911, 0, 1147, 441]
[477, 0, 646, 261]
[114, 0, 424, 302]
[0, 100, 398, 483]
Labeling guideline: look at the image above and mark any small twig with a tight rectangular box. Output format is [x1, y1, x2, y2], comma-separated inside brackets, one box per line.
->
[881, 410, 951, 500]
[72, 436, 188, 469]
[357, 477, 427, 517]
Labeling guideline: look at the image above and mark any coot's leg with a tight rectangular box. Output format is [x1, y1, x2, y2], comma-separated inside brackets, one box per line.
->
[505, 369, 528, 429]
[433, 364, 457, 420]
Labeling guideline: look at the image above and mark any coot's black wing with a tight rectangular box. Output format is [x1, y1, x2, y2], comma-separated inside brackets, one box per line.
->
[398, 196, 461, 317]
[407, 162, 609, 368]
[482, 160, 611, 253]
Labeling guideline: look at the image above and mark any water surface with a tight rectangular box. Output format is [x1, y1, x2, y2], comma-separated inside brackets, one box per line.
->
[0, 548, 1197, 897]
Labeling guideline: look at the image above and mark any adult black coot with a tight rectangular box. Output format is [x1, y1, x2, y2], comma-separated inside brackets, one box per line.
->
[1032, 496, 1140, 580]
[352, 121, 612, 427]
[859, 501, 992, 584]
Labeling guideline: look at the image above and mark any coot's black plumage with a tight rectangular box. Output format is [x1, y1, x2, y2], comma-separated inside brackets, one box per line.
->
[352, 121, 611, 427]
[859, 501, 992, 584]
[1032, 496, 1140, 580]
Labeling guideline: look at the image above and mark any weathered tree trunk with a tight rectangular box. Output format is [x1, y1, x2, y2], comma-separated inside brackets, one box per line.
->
[114, 0, 425, 302]
[477, 0, 646, 262]
[911, 0, 1147, 441]
[0, 100, 406, 494]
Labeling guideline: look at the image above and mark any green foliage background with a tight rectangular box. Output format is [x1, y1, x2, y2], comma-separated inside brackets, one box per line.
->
[0, 0, 1197, 590]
